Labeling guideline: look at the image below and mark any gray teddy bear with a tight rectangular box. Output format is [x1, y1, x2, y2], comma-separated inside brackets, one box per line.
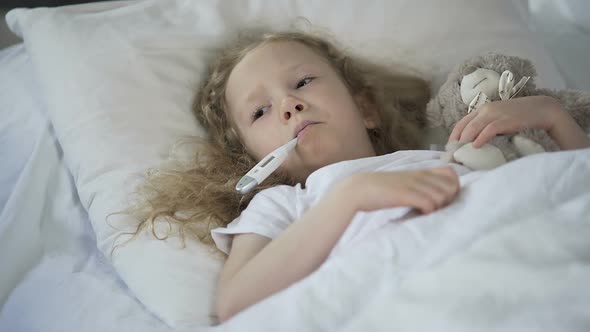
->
[426, 52, 590, 170]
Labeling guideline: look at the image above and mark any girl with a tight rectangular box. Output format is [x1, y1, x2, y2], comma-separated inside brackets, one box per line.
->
[132, 31, 590, 322]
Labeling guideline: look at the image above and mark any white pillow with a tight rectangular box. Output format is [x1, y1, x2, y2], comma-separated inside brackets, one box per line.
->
[6, 0, 565, 327]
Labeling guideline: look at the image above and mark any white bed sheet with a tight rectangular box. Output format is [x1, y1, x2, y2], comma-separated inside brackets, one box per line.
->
[0, 44, 44, 212]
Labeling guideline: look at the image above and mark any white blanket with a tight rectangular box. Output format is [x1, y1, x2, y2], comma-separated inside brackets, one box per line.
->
[1, 122, 589, 331]
[219, 148, 590, 331]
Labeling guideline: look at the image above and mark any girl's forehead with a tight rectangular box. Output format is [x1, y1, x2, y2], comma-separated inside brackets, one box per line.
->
[231, 41, 330, 82]
[225, 41, 330, 105]
[245, 41, 324, 66]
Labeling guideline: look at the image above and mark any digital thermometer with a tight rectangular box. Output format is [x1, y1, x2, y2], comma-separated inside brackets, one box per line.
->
[235, 137, 298, 195]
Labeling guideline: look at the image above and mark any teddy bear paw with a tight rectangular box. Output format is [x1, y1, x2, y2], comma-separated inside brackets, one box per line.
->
[452, 142, 507, 170]
[512, 135, 546, 156]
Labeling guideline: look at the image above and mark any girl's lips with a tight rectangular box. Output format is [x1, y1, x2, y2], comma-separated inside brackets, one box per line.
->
[296, 123, 314, 139]
[294, 121, 320, 138]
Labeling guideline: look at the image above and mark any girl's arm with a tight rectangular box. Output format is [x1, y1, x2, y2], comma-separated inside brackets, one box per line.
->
[216, 188, 358, 322]
[544, 98, 590, 150]
[216, 167, 459, 322]
[449, 95, 590, 150]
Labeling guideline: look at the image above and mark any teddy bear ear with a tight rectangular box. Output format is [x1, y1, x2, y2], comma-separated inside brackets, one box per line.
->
[517, 57, 537, 80]
[499, 53, 538, 80]
[462, 64, 479, 76]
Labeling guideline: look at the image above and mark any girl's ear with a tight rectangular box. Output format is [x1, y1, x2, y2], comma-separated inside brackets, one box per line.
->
[355, 92, 380, 130]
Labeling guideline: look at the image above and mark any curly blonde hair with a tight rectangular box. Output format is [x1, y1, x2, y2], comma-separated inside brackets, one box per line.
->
[127, 30, 430, 248]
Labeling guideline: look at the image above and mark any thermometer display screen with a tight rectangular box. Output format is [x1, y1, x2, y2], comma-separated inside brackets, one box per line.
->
[260, 156, 275, 167]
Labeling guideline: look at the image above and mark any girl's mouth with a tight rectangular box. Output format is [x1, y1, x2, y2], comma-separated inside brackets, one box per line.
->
[294, 121, 319, 138]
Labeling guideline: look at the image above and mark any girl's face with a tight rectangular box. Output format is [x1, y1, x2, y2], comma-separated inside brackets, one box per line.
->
[225, 41, 377, 183]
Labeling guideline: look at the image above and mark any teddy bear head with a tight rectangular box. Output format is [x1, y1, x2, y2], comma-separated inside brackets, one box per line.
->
[427, 53, 539, 131]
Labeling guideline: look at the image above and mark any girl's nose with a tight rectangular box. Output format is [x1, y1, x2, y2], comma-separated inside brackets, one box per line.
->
[280, 96, 307, 121]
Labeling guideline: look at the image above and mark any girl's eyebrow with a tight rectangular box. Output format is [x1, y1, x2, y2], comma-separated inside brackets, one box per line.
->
[287, 62, 320, 75]
[238, 62, 316, 113]
[243, 85, 265, 106]
[242, 63, 307, 98]
[286, 62, 306, 73]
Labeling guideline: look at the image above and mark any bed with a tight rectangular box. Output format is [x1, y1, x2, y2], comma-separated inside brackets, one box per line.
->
[1, 1, 589, 331]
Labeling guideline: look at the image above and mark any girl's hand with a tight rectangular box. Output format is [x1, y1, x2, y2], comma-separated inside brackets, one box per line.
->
[448, 95, 561, 148]
[336, 167, 460, 214]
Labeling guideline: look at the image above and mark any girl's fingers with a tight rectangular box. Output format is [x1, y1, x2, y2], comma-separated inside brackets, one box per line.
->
[429, 168, 459, 189]
[429, 166, 458, 178]
[406, 188, 439, 214]
[459, 116, 492, 143]
[375, 168, 461, 214]
[421, 182, 452, 208]
[449, 110, 478, 142]
[411, 171, 460, 213]
[471, 120, 502, 148]
[472, 119, 524, 148]
[425, 175, 459, 202]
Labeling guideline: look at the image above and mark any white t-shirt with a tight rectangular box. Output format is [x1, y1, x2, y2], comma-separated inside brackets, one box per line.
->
[211, 150, 472, 255]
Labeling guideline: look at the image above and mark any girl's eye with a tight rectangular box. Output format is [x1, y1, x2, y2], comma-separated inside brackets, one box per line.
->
[296, 77, 315, 89]
[252, 105, 269, 122]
